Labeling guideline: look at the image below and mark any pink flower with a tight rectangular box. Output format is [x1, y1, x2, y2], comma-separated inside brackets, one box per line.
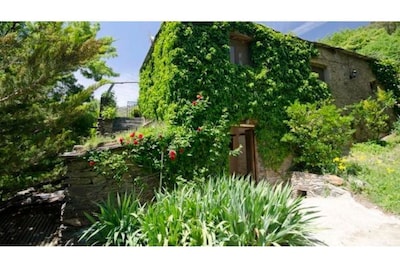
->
[130, 132, 135, 138]
[196, 94, 203, 100]
[138, 133, 143, 139]
[88, 161, 96, 167]
[118, 137, 124, 144]
[197, 127, 202, 132]
[192, 100, 197, 106]
[133, 139, 139, 145]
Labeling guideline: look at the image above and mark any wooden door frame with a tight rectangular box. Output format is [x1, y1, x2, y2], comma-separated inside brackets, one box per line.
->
[229, 124, 257, 182]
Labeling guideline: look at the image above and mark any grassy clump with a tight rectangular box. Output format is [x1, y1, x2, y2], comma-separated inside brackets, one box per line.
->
[79, 175, 320, 246]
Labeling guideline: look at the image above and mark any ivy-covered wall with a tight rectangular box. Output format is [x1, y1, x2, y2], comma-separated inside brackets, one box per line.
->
[139, 22, 331, 171]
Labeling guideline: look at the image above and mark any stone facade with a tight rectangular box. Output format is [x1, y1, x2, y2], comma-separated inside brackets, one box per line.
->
[312, 42, 377, 108]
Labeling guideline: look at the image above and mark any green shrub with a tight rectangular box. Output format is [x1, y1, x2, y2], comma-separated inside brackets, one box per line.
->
[79, 175, 320, 246]
[101, 106, 117, 120]
[350, 88, 395, 141]
[282, 100, 354, 173]
[130, 106, 141, 118]
[85, 149, 129, 183]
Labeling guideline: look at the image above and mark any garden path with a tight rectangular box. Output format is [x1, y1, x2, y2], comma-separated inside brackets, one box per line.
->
[302, 192, 400, 246]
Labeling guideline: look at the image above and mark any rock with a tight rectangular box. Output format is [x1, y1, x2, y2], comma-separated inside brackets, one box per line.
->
[63, 218, 83, 227]
[323, 175, 344, 186]
[290, 171, 349, 198]
[72, 145, 85, 152]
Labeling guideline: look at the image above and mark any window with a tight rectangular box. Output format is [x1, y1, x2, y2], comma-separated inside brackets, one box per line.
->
[311, 64, 326, 81]
[229, 32, 251, 66]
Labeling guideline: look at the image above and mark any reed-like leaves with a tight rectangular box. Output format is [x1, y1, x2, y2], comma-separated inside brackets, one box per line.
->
[79, 175, 320, 246]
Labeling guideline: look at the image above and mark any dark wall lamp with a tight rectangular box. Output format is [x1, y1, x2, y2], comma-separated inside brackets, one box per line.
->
[349, 69, 357, 79]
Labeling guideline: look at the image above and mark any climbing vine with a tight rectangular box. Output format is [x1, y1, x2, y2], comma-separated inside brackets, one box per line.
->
[139, 22, 331, 170]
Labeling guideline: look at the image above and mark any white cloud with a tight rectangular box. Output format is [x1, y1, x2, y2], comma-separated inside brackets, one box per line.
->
[290, 22, 327, 36]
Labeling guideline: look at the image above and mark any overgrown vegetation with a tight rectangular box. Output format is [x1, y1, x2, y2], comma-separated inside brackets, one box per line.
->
[0, 22, 117, 199]
[79, 175, 320, 246]
[139, 22, 331, 169]
[340, 130, 400, 215]
[86, 95, 231, 188]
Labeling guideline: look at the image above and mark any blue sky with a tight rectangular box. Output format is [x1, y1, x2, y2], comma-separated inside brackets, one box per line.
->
[89, 21, 369, 106]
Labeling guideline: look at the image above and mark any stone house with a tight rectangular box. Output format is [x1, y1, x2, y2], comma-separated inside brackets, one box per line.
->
[139, 22, 386, 183]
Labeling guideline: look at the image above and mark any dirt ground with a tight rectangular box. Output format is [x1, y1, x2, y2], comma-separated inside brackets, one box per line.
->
[301, 191, 400, 246]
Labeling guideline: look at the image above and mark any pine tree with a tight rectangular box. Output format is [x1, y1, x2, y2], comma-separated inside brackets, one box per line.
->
[0, 22, 118, 198]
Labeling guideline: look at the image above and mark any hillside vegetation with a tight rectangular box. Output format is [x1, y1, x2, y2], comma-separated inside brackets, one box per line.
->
[320, 22, 400, 71]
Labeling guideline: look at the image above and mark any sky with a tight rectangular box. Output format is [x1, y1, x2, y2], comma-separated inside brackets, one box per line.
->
[88, 21, 370, 106]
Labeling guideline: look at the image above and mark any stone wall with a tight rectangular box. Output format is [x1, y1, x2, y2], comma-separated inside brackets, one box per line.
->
[312, 43, 377, 108]
[60, 145, 159, 244]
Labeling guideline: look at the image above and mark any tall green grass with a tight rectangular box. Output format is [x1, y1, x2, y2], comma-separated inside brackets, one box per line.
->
[345, 135, 400, 214]
[79, 175, 320, 246]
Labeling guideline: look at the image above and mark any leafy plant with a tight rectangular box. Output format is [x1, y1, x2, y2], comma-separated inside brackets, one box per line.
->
[0, 22, 117, 195]
[79, 192, 144, 246]
[80, 175, 321, 246]
[101, 106, 117, 120]
[350, 88, 396, 141]
[85, 149, 129, 183]
[282, 100, 354, 173]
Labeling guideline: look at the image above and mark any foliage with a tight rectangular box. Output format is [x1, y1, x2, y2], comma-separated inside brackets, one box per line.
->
[87, 95, 232, 188]
[101, 90, 117, 109]
[321, 22, 400, 71]
[139, 22, 331, 170]
[282, 100, 354, 173]
[130, 106, 141, 118]
[85, 149, 129, 183]
[392, 116, 400, 135]
[79, 175, 320, 246]
[101, 106, 117, 120]
[344, 138, 400, 214]
[79, 192, 144, 246]
[350, 88, 396, 141]
[0, 22, 117, 196]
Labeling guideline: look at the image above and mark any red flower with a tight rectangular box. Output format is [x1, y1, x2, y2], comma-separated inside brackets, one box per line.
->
[168, 150, 177, 161]
[138, 133, 143, 139]
[133, 139, 139, 145]
[118, 137, 124, 144]
[88, 161, 96, 167]
[130, 132, 135, 138]
[192, 100, 197, 106]
[179, 148, 184, 154]
[196, 94, 203, 100]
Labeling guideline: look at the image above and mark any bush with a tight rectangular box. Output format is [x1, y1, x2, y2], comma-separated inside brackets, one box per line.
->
[101, 106, 117, 120]
[282, 100, 354, 173]
[79, 175, 320, 246]
[130, 106, 141, 118]
[350, 88, 395, 141]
